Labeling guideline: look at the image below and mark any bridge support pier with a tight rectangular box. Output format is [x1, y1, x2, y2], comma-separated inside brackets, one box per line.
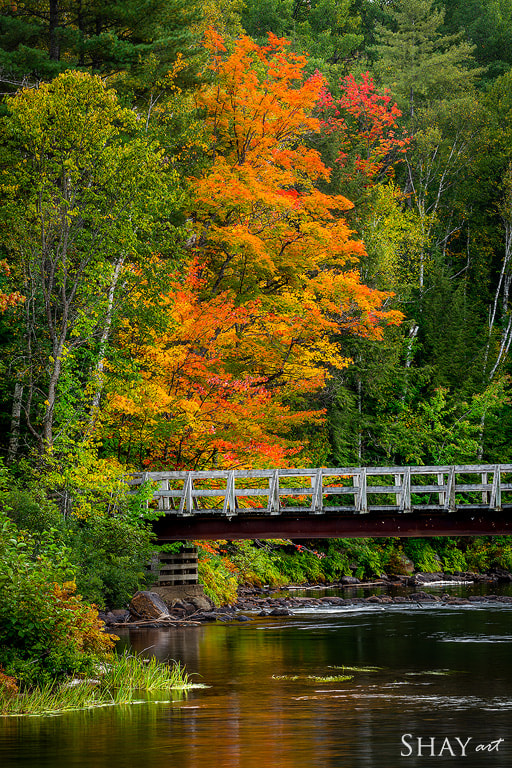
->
[154, 546, 199, 586]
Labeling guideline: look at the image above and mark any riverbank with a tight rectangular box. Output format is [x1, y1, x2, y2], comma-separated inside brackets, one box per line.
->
[101, 570, 512, 628]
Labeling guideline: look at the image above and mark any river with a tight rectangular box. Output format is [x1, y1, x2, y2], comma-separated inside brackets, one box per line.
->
[1, 584, 512, 767]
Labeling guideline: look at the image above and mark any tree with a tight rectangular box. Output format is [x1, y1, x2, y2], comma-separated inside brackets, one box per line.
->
[0, 70, 180, 457]
[0, 0, 201, 92]
[101, 31, 403, 471]
[316, 72, 409, 199]
[242, 0, 364, 79]
[371, 0, 479, 119]
[441, 0, 512, 81]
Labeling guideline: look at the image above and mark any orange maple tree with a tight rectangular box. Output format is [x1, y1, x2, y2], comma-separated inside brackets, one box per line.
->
[102, 32, 402, 471]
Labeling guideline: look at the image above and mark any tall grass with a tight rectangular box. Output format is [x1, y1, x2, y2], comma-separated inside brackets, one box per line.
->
[0, 651, 193, 717]
[101, 652, 191, 693]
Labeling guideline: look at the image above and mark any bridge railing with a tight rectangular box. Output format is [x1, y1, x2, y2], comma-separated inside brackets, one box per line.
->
[129, 464, 512, 517]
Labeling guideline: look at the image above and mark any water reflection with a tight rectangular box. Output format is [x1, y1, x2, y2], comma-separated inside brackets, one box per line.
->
[2, 605, 512, 767]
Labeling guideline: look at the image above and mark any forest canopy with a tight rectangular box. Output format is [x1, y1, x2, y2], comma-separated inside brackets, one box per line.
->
[0, 1, 510, 550]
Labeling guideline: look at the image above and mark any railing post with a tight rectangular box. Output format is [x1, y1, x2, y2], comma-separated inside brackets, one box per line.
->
[355, 468, 367, 513]
[142, 471, 150, 511]
[223, 471, 235, 516]
[482, 471, 489, 504]
[179, 474, 193, 515]
[401, 467, 411, 513]
[159, 478, 169, 512]
[437, 472, 445, 507]
[394, 473, 401, 509]
[490, 465, 502, 511]
[312, 468, 323, 514]
[445, 467, 456, 511]
[268, 470, 280, 515]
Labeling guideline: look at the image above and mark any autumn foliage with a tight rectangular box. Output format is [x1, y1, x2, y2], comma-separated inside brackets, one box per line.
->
[103, 32, 402, 471]
[317, 72, 409, 183]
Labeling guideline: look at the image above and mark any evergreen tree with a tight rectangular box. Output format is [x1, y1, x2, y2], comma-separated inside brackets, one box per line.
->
[0, 0, 201, 92]
[440, 0, 512, 81]
[371, 0, 479, 118]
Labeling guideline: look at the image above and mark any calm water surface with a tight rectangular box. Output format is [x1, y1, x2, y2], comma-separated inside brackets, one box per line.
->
[2, 595, 512, 767]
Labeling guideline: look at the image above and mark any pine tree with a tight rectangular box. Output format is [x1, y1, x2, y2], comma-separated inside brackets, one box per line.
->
[371, 0, 479, 119]
[0, 0, 201, 91]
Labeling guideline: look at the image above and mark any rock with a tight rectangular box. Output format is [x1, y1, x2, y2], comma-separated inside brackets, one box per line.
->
[415, 572, 443, 583]
[258, 610, 270, 616]
[188, 597, 213, 613]
[409, 591, 437, 601]
[111, 609, 130, 622]
[129, 591, 170, 621]
[366, 595, 382, 604]
[341, 576, 360, 585]
[269, 607, 292, 616]
[236, 614, 251, 622]
[494, 570, 512, 583]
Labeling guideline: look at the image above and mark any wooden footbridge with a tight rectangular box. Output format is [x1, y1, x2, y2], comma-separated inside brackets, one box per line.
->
[130, 464, 512, 541]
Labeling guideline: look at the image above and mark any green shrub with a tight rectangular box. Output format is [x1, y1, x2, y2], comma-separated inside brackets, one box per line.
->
[403, 539, 442, 572]
[442, 544, 468, 573]
[197, 547, 238, 605]
[68, 514, 156, 608]
[1, 463, 158, 609]
[0, 511, 115, 687]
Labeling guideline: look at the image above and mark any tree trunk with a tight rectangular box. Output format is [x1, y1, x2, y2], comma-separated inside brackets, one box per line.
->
[49, 0, 60, 61]
[88, 256, 125, 424]
[7, 379, 24, 463]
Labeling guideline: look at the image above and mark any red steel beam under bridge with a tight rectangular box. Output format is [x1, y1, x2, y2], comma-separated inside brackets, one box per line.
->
[129, 465, 512, 541]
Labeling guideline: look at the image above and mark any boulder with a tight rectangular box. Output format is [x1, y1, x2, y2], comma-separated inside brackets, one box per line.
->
[129, 591, 170, 621]
[409, 591, 438, 601]
[341, 576, 360, 585]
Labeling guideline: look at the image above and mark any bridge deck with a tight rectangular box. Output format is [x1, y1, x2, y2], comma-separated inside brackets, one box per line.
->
[130, 464, 512, 540]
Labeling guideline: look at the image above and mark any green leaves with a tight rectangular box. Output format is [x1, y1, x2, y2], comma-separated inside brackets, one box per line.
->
[0, 70, 183, 454]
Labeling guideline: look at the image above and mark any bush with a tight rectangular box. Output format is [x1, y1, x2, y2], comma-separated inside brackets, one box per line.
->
[0, 511, 115, 687]
[403, 539, 442, 572]
[68, 514, 157, 608]
[1, 460, 158, 609]
[197, 544, 238, 605]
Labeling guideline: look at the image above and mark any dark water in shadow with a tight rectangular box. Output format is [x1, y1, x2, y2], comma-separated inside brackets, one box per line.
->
[2, 600, 512, 767]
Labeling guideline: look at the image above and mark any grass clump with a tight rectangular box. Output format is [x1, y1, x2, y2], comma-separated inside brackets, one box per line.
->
[0, 652, 193, 717]
[101, 652, 191, 692]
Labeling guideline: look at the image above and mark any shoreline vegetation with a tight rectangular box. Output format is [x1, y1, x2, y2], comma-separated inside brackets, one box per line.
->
[0, 652, 194, 718]
[195, 537, 512, 606]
